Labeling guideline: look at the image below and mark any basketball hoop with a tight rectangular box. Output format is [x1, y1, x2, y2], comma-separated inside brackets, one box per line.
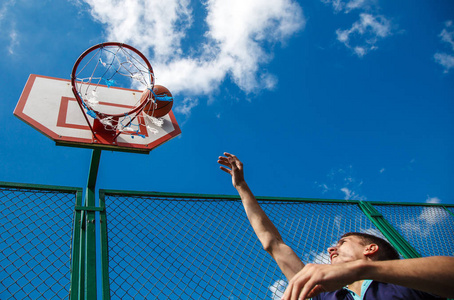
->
[71, 42, 155, 143]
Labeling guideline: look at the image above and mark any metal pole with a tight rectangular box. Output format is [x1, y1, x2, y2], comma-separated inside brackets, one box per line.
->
[358, 201, 421, 259]
[69, 189, 84, 299]
[84, 149, 102, 299]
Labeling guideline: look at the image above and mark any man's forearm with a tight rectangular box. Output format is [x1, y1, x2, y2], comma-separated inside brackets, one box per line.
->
[359, 256, 454, 298]
[235, 182, 284, 251]
[236, 182, 305, 280]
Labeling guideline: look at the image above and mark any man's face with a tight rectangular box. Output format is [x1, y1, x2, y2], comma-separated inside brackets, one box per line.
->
[327, 235, 367, 265]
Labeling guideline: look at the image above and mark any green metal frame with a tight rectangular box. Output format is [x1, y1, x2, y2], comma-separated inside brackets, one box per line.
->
[84, 149, 101, 299]
[4, 181, 452, 298]
[99, 189, 454, 210]
[358, 201, 421, 258]
[0, 181, 84, 299]
[100, 189, 454, 261]
[0, 181, 83, 193]
[70, 187, 84, 299]
[99, 190, 111, 300]
[68, 149, 105, 300]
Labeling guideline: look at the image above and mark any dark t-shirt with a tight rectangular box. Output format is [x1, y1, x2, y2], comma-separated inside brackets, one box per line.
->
[311, 281, 446, 300]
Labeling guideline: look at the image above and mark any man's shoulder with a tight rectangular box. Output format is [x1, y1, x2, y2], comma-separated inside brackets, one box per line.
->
[312, 281, 446, 300]
[368, 281, 446, 300]
[311, 289, 349, 300]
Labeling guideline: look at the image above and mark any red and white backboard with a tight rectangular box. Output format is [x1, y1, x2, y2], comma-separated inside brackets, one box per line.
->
[14, 74, 181, 154]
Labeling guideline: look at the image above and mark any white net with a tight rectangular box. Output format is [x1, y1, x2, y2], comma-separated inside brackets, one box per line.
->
[72, 43, 157, 138]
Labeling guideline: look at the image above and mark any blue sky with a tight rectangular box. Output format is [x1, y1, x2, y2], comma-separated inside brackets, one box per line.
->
[1, 0, 453, 205]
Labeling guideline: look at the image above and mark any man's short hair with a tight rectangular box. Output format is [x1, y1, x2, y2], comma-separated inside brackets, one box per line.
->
[342, 232, 400, 261]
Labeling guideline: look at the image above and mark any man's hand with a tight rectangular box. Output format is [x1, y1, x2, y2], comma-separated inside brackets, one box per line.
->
[218, 152, 246, 188]
[281, 261, 362, 300]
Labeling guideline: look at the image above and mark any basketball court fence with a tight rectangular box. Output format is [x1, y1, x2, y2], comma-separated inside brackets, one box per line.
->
[1, 181, 453, 299]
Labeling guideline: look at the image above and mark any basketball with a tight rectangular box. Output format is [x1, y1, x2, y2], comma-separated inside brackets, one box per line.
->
[142, 85, 173, 118]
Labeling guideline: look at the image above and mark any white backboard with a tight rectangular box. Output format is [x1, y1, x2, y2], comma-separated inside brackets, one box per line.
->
[14, 74, 181, 153]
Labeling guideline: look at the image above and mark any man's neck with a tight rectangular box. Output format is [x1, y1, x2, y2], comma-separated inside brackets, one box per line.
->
[347, 280, 364, 297]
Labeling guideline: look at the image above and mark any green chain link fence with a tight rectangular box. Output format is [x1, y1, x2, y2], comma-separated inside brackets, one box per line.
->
[1, 182, 453, 299]
[1, 182, 82, 300]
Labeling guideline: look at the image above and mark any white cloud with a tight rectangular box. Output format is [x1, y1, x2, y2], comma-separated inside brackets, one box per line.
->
[83, 0, 193, 61]
[434, 53, 454, 73]
[0, 0, 14, 20]
[321, 0, 393, 57]
[0, 0, 19, 55]
[379, 168, 385, 173]
[317, 165, 366, 200]
[344, 0, 369, 12]
[321, 0, 376, 13]
[434, 20, 454, 73]
[8, 27, 19, 54]
[315, 182, 330, 194]
[80, 0, 305, 114]
[400, 205, 448, 238]
[340, 187, 366, 200]
[426, 196, 441, 204]
[398, 197, 446, 239]
[269, 279, 287, 300]
[336, 13, 391, 57]
[174, 97, 199, 117]
[440, 21, 454, 51]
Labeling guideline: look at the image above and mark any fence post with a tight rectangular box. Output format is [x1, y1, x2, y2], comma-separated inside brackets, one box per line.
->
[358, 201, 421, 259]
[70, 189, 84, 299]
[99, 190, 111, 300]
[85, 149, 102, 299]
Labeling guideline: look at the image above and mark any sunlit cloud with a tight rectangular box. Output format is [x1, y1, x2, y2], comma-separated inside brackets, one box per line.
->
[321, 0, 393, 57]
[174, 97, 199, 118]
[321, 0, 376, 13]
[440, 21, 454, 50]
[80, 0, 305, 116]
[426, 196, 441, 204]
[7, 27, 18, 54]
[336, 13, 391, 57]
[434, 53, 454, 73]
[400, 204, 448, 238]
[316, 165, 366, 200]
[0, 0, 19, 55]
[0, 0, 15, 20]
[340, 187, 366, 201]
[269, 279, 287, 300]
[434, 20, 454, 73]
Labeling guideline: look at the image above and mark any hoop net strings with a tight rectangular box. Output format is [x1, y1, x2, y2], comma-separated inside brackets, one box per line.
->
[73, 45, 159, 137]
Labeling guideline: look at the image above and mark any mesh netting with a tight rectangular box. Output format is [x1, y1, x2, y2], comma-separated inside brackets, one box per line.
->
[1, 183, 453, 299]
[0, 184, 79, 300]
[373, 204, 454, 257]
[103, 194, 381, 299]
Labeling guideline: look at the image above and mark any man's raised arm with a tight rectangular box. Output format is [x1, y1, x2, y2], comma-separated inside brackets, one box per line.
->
[218, 152, 304, 280]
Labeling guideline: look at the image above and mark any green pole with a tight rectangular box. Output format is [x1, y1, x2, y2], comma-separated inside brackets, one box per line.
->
[358, 201, 421, 259]
[84, 149, 102, 299]
[99, 190, 111, 300]
[70, 189, 84, 299]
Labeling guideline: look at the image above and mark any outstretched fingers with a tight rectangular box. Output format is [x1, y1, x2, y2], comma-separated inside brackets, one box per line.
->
[218, 152, 246, 188]
[218, 153, 240, 169]
[218, 153, 235, 175]
[218, 156, 231, 171]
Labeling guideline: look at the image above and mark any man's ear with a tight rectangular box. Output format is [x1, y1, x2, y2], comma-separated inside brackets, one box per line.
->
[363, 244, 379, 258]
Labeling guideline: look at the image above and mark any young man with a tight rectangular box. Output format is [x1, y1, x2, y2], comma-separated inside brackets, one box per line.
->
[218, 152, 454, 300]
